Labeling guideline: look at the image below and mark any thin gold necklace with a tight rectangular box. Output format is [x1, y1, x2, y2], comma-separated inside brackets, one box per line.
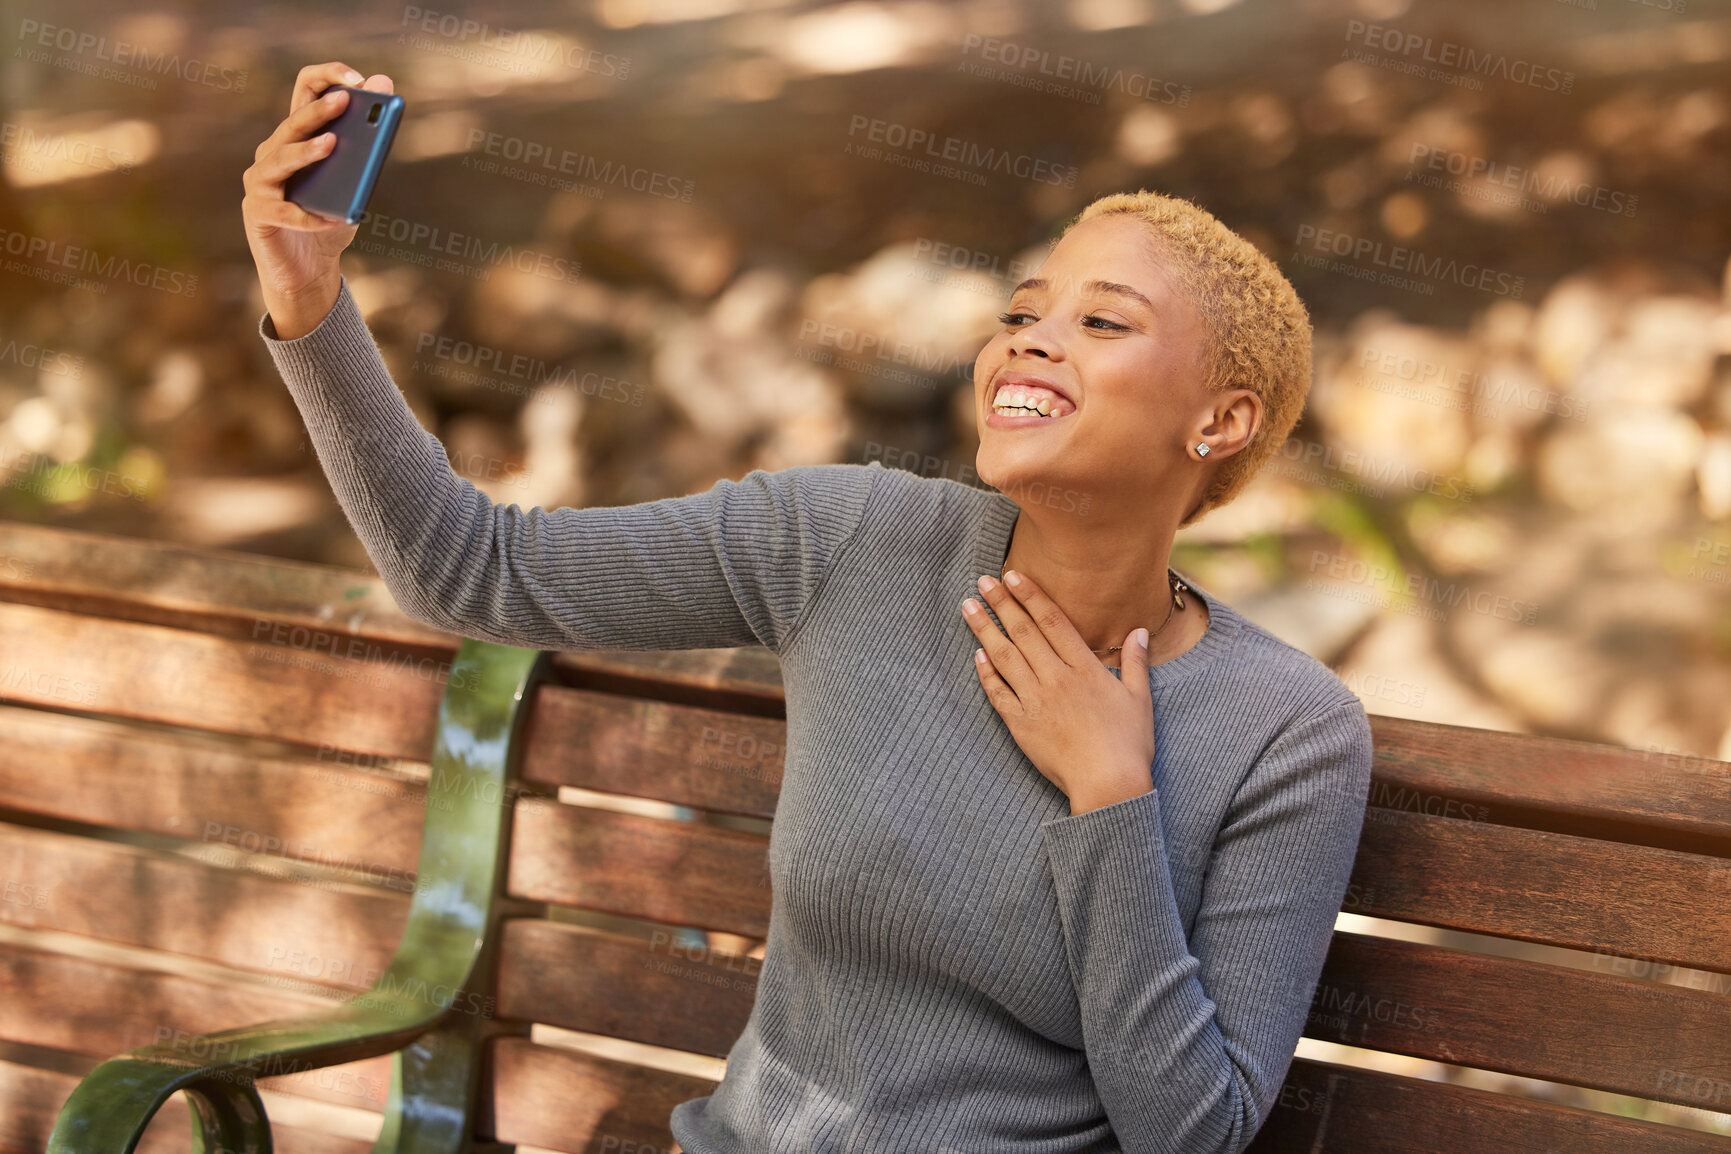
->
[998, 567, 1190, 657]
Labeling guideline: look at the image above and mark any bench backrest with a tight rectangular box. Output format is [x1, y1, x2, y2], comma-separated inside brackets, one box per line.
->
[3, 522, 1729, 1153]
[0, 522, 478, 1147]
[489, 650, 1731, 1153]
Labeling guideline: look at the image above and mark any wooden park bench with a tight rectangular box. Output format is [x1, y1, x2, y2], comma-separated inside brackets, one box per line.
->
[0, 518, 1727, 1152]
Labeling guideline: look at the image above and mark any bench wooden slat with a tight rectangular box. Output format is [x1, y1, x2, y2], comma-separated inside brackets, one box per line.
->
[506, 798, 772, 938]
[522, 687, 784, 817]
[486, 1036, 716, 1152]
[1351, 806, 1731, 973]
[504, 796, 1730, 975]
[0, 520, 444, 647]
[0, 821, 405, 979]
[548, 646, 785, 711]
[0, 600, 442, 760]
[512, 695, 1731, 836]
[0, 942, 391, 1112]
[1312, 932, 1731, 1107]
[0, 703, 426, 874]
[1369, 715, 1731, 855]
[0, 520, 787, 706]
[481, 1041, 1731, 1154]
[1248, 1057, 1731, 1152]
[0, 1057, 376, 1154]
[494, 918, 1731, 1119]
[496, 920, 757, 1057]
[498, 919, 1731, 1118]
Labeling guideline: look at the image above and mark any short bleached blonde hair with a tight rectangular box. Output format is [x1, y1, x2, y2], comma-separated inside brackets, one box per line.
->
[1057, 190, 1312, 527]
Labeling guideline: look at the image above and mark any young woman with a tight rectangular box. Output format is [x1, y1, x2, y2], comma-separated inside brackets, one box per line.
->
[244, 62, 1372, 1154]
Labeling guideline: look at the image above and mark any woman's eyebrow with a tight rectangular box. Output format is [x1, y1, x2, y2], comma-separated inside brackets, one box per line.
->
[1009, 277, 1154, 312]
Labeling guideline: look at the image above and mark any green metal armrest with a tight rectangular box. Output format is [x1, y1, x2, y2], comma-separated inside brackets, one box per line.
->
[48, 638, 551, 1154]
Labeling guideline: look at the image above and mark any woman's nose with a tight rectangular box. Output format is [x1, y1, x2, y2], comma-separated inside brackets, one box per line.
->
[1007, 324, 1058, 359]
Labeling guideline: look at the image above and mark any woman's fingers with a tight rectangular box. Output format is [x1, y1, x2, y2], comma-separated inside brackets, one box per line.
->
[252, 86, 345, 172]
[962, 594, 1035, 699]
[241, 190, 348, 233]
[292, 62, 364, 114]
[260, 66, 392, 182]
[972, 645, 1021, 717]
[249, 132, 336, 193]
[997, 570, 1100, 668]
[971, 573, 1068, 678]
[290, 87, 350, 141]
[243, 114, 342, 214]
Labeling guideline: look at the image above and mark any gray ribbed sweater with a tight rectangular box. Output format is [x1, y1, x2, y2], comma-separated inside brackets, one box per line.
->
[259, 276, 1374, 1154]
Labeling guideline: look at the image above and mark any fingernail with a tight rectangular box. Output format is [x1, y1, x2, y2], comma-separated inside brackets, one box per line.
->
[961, 598, 978, 615]
[344, 70, 363, 83]
[1004, 570, 1021, 586]
[1135, 627, 1149, 648]
[975, 648, 987, 664]
[977, 574, 996, 593]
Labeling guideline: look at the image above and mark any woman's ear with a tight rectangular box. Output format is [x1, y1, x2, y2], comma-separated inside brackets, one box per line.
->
[1195, 389, 1262, 461]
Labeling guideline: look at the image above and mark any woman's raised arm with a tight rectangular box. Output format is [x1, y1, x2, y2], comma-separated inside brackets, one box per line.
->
[259, 275, 880, 653]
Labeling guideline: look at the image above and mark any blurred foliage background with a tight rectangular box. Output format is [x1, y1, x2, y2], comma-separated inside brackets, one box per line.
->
[0, 0, 1728, 768]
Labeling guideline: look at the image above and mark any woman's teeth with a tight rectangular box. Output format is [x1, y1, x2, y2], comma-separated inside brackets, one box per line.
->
[991, 386, 1073, 418]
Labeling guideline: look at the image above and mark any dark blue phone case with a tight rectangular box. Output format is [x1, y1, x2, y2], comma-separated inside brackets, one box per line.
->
[283, 85, 404, 226]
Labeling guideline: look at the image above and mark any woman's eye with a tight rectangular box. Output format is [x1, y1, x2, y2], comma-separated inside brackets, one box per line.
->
[996, 311, 1126, 331]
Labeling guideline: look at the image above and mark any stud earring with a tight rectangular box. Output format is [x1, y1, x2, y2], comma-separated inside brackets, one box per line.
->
[1195, 442, 1210, 457]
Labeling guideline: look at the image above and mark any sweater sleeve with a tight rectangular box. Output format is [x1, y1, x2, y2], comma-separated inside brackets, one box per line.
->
[1037, 697, 1374, 1154]
[257, 275, 880, 654]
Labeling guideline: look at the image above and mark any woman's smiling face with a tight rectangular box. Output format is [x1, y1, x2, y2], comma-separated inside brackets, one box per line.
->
[972, 213, 1219, 510]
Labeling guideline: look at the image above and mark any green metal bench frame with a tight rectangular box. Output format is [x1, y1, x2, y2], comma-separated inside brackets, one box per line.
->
[47, 639, 551, 1154]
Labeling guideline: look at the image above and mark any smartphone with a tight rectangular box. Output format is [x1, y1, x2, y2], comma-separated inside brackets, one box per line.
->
[283, 84, 404, 226]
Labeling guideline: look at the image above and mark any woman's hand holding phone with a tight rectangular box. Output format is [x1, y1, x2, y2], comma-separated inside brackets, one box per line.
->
[242, 62, 393, 340]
